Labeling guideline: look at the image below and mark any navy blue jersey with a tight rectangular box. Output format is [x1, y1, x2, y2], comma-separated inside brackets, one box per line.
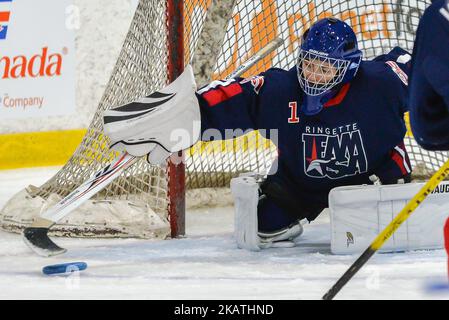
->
[196, 49, 411, 208]
[409, 0, 449, 150]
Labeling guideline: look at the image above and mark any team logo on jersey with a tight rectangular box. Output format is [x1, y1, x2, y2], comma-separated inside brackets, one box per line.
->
[240, 75, 265, 94]
[302, 125, 368, 179]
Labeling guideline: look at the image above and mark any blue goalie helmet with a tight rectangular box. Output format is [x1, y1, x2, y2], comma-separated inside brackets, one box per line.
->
[297, 18, 363, 115]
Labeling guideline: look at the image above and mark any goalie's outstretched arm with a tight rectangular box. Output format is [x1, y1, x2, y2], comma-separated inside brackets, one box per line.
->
[196, 71, 278, 142]
[103, 66, 274, 162]
[196, 77, 260, 137]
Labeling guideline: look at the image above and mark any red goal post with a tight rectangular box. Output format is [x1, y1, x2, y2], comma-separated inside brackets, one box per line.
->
[167, 0, 186, 238]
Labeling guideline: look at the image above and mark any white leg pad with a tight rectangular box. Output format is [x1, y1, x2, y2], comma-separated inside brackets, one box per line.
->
[231, 175, 305, 251]
[330, 182, 449, 254]
[231, 176, 261, 251]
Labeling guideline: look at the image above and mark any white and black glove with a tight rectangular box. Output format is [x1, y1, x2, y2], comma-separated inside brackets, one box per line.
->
[102, 65, 201, 165]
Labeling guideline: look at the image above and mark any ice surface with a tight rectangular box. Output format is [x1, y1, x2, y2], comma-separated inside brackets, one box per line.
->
[0, 167, 448, 300]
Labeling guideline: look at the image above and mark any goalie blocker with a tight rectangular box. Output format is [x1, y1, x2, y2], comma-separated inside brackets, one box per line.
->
[330, 182, 449, 255]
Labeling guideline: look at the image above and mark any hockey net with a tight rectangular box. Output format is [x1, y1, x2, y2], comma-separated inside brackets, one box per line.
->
[1, 0, 446, 239]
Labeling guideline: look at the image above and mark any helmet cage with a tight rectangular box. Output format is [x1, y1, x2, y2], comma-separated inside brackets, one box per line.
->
[297, 49, 351, 96]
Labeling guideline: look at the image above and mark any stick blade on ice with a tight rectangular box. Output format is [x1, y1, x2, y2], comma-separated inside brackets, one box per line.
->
[23, 227, 67, 257]
[22, 153, 138, 257]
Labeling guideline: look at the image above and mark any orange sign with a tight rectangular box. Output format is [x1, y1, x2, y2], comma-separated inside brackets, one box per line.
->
[0, 47, 63, 79]
[183, 0, 419, 80]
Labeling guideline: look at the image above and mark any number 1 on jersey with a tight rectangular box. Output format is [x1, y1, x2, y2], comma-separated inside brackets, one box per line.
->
[288, 102, 299, 123]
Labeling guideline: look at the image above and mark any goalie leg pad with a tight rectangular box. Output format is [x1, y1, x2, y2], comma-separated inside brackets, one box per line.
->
[231, 175, 304, 251]
[231, 176, 260, 251]
[231, 175, 261, 251]
[330, 182, 449, 254]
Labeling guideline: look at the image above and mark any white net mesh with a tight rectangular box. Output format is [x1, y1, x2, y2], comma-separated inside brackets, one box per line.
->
[1, 0, 447, 238]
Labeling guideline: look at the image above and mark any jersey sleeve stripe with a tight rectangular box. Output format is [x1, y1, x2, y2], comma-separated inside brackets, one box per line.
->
[201, 82, 243, 107]
[390, 143, 412, 175]
[385, 61, 408, 86]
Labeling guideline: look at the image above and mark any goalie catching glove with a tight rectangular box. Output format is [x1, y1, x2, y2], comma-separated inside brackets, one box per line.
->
[102, 65, 201, 164]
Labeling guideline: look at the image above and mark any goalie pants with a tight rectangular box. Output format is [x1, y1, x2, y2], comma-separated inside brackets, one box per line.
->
[257, 174, 412, 233]
[257, 179, 325, 232]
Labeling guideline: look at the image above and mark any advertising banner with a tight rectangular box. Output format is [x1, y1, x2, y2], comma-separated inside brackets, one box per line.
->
[0, 0, 75, 119]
